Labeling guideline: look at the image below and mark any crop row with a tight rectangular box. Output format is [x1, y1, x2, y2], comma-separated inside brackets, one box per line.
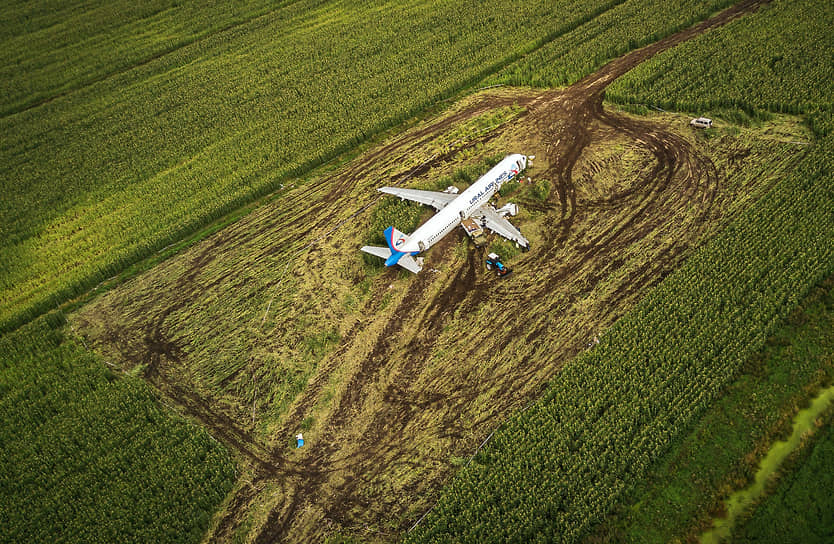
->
[605, 0, 834, 119]
[488, 0, 736, 87]
[407, 1, 834, 540]
[1, 0, 754, 333]
[0, 314, 235, 543]
[0, 0, 291, 116]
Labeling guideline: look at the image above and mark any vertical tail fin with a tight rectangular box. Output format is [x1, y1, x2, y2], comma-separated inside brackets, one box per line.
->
[360, 226, 422, 273]
[383, 226, 422, 272]
[384, 226, 410, 254]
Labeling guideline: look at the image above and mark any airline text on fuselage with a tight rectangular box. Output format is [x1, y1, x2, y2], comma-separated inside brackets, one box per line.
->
[468, 181, 495, 206]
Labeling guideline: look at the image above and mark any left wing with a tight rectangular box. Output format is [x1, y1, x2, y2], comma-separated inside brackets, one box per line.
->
[472, 206, 530, 248]
[378, 187, 457, 211]
[360, 245, 392, 261]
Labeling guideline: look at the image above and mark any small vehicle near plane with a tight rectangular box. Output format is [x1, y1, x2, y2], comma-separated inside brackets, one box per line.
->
[485, 252, 511, 277]
[690, 117, 713, 129]
[460, 217, 488, 247]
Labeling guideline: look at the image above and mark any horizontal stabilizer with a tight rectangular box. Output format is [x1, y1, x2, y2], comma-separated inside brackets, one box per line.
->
[360, 245, 423, 274]
[361, 245, 392, 260]
[393, 253, 423, 274]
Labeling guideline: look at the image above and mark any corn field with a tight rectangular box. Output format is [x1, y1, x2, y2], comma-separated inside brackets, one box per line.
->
[606, 0, 834, 119]
[0, 314, 235, 543]
[5, 0, 832, 541]
[488, 0, 737, 88]
[1, 0, 748, 333]
[407, 1, 834, 540]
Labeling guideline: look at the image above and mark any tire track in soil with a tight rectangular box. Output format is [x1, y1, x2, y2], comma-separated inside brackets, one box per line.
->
[247, 2, 768, 541]
[256, 241, 481, 540]
[76, 1, 769, 541]
[210, 153, 490, 539]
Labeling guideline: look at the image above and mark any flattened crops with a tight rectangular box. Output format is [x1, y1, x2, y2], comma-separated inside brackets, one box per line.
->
[70, 3, 813, 540]
[6, 0, 834, 542]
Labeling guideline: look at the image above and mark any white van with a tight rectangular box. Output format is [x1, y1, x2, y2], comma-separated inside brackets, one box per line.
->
[690, 117, 713, 129]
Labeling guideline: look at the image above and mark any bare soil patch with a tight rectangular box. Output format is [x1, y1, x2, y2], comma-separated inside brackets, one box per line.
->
[70, 2, 799, 542]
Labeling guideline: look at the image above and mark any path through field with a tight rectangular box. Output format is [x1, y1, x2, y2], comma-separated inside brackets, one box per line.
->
[73, 1, 779, 541]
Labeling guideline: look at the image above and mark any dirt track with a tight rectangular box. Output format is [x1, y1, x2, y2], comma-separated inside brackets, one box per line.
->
[71, 1, 778, 542]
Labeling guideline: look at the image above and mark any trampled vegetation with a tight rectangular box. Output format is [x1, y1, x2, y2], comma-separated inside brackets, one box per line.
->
[0, 0, 627, 332]
[5, 0, 832, 542]
[0, 314, 235, 543]
[70, 64, 811, 544]
[407, 146, 834, 543]
[0, 0, 744, 334]
[407, 1, 834, 541]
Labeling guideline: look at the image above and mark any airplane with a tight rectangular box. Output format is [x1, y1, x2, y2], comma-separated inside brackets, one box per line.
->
[361, 153, 531, 273]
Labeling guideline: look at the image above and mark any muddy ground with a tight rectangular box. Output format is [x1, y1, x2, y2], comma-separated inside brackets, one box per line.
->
[70, 1, 801, 542]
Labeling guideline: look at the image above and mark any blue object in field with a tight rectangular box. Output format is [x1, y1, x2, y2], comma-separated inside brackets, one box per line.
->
[485, 253, 511, 276]
[296, 433, 304, 448]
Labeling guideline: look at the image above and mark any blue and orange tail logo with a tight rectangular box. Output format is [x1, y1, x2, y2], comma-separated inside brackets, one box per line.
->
[383, 226, 409, 267]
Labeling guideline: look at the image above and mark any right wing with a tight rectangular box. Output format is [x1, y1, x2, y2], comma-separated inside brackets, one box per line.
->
[378, 187, 457, 211]
[472, 206, 530, 248]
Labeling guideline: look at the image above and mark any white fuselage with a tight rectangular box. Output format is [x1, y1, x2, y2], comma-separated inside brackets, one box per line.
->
[399, 154, 527, 253]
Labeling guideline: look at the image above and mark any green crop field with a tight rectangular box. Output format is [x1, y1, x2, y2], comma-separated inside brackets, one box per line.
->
[0, 313, 234, 543]
[4, 0, 834, 542]
[407, 1, 834, 542]
[590, 275, 834, 543]
[734, 404, 834, 543]
[488, 0, 737, 87]
[0, 1, 291, 116]
[606, 0, 834, 117]
[3, 0, 722, 333]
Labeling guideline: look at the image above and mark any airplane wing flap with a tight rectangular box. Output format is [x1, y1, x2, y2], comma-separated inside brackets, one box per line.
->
[473, 206, 529, 248]
[378, 187, 457, 211]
